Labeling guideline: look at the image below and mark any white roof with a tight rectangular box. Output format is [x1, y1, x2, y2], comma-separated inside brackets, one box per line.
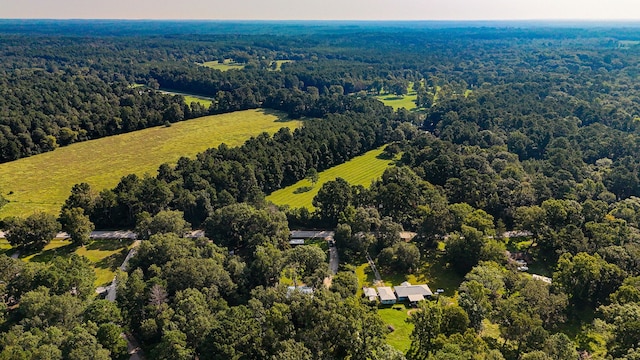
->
[363, 287, 377, 297]
[395, 284, 433, 298]
[408, 294, 425, 302]
[377, 286, 396, 301]
[532, 274, 552, 284]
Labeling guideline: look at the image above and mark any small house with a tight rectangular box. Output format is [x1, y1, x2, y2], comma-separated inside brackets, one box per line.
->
[363, 287, 378, 302]
[377, 286, 396, 304]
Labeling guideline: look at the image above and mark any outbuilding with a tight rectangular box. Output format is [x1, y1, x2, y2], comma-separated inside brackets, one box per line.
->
[363, 287, 378, 302]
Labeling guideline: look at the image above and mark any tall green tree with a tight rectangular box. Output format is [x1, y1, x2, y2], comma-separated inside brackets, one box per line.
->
[59, 207, 94, 245]
[4, 212, 60, 250]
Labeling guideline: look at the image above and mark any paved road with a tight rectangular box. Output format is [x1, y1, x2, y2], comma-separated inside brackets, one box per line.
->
[290, 230, 335, 239]
[328, 246, 339, 275]
[0, 230, 205, 240]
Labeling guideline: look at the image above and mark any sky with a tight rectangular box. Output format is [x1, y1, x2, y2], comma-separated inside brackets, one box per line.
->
[1, 0, 639, 21]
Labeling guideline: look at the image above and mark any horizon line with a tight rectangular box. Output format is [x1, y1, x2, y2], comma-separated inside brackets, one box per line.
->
[2, 18, 640, 22]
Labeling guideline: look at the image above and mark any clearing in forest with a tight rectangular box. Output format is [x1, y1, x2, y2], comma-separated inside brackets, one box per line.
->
[200, 60, 245, 71]
[375, 82, 418, 111]
[0, 109, 300, 218]
[159, 88, 214, 108]
[266, 146, 395, 210]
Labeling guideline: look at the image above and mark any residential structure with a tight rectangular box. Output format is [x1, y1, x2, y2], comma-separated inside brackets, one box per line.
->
[363, 287, 378, 302]
[377, 286, 396, 304]
[394, 282, 433, 303]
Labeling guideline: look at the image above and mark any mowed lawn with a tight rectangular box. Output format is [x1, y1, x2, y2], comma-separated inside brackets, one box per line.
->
[266, 146, 395, 209]
[378, 304, 414, 353]
[2, 238, 133, 287]
[0, 109, 300, 218]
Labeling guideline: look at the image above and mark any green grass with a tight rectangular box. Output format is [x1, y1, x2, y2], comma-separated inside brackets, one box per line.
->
[183, 95, 213, 108]
[378, 304, 414, 353]
[200, 60, 245, 71]
[266, 146, 395, 209]
[5, 239, 133, 287]
[270, 60, 293, 71]
[158, 89, 214, 108]
[375, 94, 418, 110]
[76, 239, 134, 286]
[375, 82, 418, 111]
[0, 109, 301, 218]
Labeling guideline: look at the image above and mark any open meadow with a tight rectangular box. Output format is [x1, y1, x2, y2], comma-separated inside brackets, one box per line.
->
[0, 109, 300, 218]
[200, 60, 245, 71]
[159, 88, 214, 108]
[375, 82, 418, 110]
[266, 146, 395, 209]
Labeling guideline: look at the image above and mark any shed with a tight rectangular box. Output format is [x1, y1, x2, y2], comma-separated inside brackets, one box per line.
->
[363, 287, 378, 302]
[377, 286, 396, 304]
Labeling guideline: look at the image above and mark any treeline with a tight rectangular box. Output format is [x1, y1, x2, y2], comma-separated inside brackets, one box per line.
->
[0, 69, 195, 162]
[62, 95, 410, 229]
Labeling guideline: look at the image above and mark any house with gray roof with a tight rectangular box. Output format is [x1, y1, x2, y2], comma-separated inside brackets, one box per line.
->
[394, 282, 433, 303]
[363, 287, 378, 302]
[377, 286, 396, 304]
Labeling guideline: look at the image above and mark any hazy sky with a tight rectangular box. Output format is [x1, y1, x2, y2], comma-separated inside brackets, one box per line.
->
[1, 0, 639, 20]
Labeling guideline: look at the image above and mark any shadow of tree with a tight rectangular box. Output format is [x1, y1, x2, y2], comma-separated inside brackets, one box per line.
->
[28, 243, 77, 263]
[293, 186, 313, 194]
[86, 239, 133, 252]
[94, 248, 129, 270]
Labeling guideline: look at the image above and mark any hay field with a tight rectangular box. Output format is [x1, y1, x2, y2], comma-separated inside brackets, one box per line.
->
[0, 109, 300, 218]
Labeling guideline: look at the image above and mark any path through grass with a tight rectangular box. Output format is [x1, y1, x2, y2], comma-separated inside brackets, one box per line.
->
[0, 109, 300, 218]
[266, 146, 395, 209]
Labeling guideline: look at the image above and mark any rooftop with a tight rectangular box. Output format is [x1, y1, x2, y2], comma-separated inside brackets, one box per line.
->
[377, 286, 396, 301]
[395, 284, 433, 298]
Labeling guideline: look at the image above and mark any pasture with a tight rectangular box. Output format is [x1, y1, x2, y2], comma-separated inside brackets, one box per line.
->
[200, 60, 245, 71]
[0, 109, 300, 218]
[266, 146, 395, 209]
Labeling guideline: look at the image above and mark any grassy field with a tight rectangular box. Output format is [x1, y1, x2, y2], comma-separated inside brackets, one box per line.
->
[266, 146, 395, 209]
[270, 60, 293, 71]
[0, 109, 300, 218]
[200, 60, 245, 71]
[375, 94, 418, 111]
[159, 88, 214, 108]
[375, 81, 420, 111]
[2, 238, 133, 287]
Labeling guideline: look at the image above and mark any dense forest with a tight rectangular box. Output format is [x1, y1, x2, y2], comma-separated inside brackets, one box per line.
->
[2, 20, 640, 359]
